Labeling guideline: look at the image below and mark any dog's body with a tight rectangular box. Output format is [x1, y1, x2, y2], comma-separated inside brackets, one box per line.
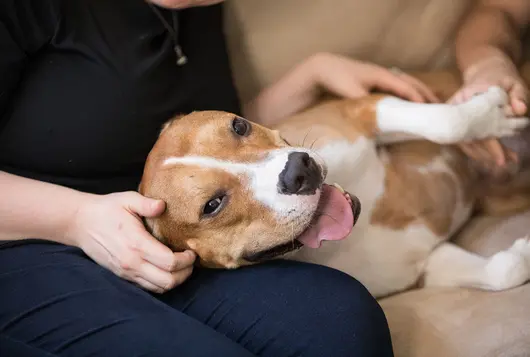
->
[140, 70, 530, 299]
[275, 88, 530, 298]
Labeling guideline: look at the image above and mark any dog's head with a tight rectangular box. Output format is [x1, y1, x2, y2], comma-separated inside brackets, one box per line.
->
[139, 111, 360, 268]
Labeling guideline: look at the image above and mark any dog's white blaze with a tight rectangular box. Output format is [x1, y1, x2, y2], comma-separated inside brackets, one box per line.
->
[162, 147, 325, 220]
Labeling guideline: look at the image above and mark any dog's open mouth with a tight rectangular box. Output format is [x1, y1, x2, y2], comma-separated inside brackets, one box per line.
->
[296, 183, 361, 249]
[245, 184, 361, 263]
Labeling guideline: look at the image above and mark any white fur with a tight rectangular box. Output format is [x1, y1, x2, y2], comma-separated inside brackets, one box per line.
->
[376, 87, 529, 144]
[163, 147, 326, 222]
[424, 238, 530, 291]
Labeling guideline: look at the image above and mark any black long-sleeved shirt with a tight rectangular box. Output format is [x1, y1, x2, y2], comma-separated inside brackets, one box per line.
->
[0, 0, 241, 194]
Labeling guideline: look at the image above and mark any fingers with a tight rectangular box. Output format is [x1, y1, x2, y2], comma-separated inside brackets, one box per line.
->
[116, 246, 196, 293]
[448, 84, 496, 105]
[400, 73, 440, 103]
[137, 230, 196, 272]
[328, 80, 369, 99]
[482, 140, 506, 166]
[506, 148, 519, 164]
[164, 250, 197, 273]
[459, 143, 487, 163]
[123, 192, 166, 218]
[509, 82, 529, 116]
[132, 229, 176, 269]
[78, 191, 196, 294]
[135, 277, 165, 293]
[136, 260, 194, 293]
[459, 140, 506, 166]
[451, 78, 527, 116]
[511, 99, 528, 116]
[372, 67, 441, 103]
[370, 69, 426, 103]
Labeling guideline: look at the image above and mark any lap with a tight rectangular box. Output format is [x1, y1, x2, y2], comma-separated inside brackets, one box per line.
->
[0, 240, 393, 357]
[0, 240, 253, 357]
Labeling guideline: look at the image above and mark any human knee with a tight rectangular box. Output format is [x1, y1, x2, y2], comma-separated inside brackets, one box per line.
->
[275, 261, 394, 356]
[286, 261, 385, 318]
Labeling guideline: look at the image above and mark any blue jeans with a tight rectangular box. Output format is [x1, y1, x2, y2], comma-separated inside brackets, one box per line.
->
[0, 240, 393, 357]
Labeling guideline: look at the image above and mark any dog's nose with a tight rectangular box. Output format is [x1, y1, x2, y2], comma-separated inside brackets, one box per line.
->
[278, 152, 321, 195]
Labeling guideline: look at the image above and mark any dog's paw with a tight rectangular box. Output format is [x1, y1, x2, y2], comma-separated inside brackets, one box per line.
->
[510, 236, 530, 263]
[478, 86, 508, 106]
[485, 238, 530, 291]
[456, 86, 530, 141]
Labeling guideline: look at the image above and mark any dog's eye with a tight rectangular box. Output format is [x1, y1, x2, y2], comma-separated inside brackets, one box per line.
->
[232, 117, 251, 137]
[203, 195, 226, 216]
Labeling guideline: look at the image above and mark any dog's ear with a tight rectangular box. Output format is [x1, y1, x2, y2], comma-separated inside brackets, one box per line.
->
[160, 114, 186, 135]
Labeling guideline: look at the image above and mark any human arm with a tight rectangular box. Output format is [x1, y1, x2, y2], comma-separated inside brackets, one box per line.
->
[450, 0, 530, 169]
[452, 0, 530, 111]
[0, 171, 195, 293]
[244, 52, 439, 127]
[2, 168, 197, 295]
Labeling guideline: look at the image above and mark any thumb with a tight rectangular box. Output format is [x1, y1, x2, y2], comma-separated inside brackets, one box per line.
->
[125, 192, 166, 218]
[509, 83, 528, 116]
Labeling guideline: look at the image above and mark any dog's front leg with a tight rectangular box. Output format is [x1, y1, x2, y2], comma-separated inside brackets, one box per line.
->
[422, 239, 530, 291]
[375, 87, 528, 145]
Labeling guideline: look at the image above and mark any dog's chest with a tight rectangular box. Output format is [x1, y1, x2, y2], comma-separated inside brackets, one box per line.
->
[317, 137, 385, 212]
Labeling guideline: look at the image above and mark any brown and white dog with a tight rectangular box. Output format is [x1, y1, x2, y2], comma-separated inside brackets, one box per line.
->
[139, 74, 530, 299]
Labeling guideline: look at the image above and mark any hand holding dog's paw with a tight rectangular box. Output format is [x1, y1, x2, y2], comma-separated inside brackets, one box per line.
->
[66, 191, 196, 293]
[449, 55, 528, 116]
[456, 87, 529, 141]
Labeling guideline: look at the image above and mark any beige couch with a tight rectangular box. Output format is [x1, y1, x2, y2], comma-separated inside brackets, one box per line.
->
[223, 1, 530, 356]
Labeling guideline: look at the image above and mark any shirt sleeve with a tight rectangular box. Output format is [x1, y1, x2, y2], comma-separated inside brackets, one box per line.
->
[0, 0, 60, 119]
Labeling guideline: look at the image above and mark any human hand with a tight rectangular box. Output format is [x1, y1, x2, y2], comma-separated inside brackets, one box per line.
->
[449, 56, 528, 170]
[311, 52, 440, 103]
[67, 191, 196, 293]
[458, 138, 517, 167]
[459, 139, 519, 181]
[450, 56, 528, 115]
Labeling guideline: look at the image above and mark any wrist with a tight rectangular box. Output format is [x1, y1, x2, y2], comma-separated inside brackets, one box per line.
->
[61, 191, 98, 247]
[307, 52, 333, 87]
[244, 54, 323, 126]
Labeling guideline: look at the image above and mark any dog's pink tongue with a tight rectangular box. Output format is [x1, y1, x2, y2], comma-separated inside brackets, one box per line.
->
[297, 185, 354, 249]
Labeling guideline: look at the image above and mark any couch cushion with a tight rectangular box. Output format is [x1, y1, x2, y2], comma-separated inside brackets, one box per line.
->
[454, 210, 530, 256]
[224, 0, 473, 102]
[380, 285, 530, 357]
[380, 210, 530, 357]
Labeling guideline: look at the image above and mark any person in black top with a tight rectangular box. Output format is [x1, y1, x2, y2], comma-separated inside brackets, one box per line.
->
[0, 1, 437, 356]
